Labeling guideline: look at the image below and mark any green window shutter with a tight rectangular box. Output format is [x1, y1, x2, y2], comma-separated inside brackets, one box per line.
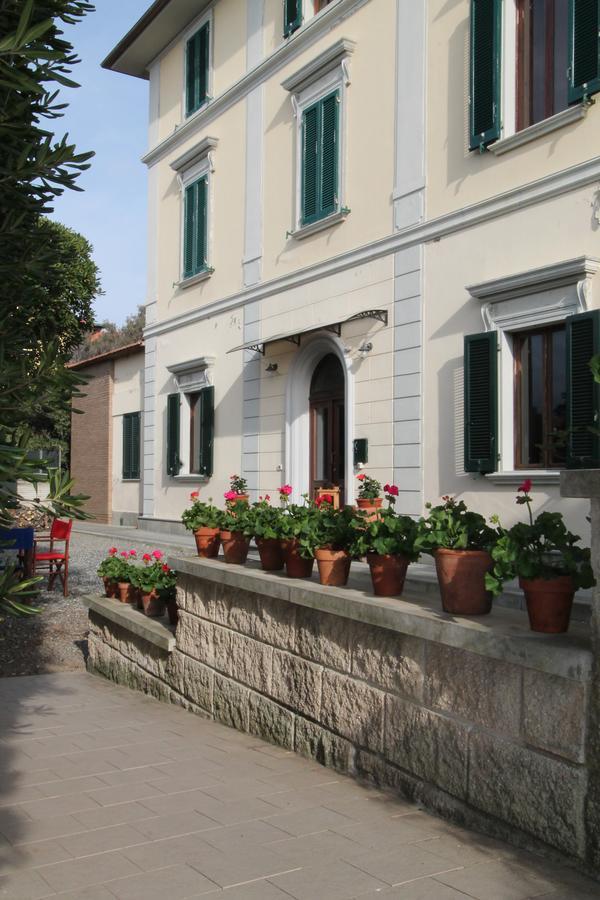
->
[284, 0, 302, 37]
[565, 310, 600, 468]
[569, 0, 600, 103]
[302, 103, 319, 223]
[198, 386, 215, 477]
[320, 91, 338, 216]
[183, 177, 208, 278]
[185, 22, 210, 116]
[130, 412, 140, 479]
[166, 393, 181, 477]
[122, 414, 132, 479]
[301, 92, 339, 226]
[464, 331, 498, 473]
[469, 0, 501, 151]
[122, 413, 141, 480]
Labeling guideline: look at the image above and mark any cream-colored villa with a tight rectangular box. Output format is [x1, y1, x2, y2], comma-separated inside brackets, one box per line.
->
[103, 0, 600, 539]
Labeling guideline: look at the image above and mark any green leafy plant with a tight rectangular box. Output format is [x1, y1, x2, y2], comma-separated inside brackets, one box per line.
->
[486, 481, 595, 596]
[252, 495, 284, 540]
[279, 496, 317, 559]
[181, 492, 222, 530]
[356, 473, 381, 500]
[220, 500, 255, 536]
[224, 474, 248, 502]
[355, 487, 420, 559]
[96, 546, 124, 581]
[415, 496, 499, 554]
[309, 497, 362, 555]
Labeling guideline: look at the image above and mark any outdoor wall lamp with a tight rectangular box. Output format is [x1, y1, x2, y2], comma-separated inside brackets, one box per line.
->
[265, 362, 278, 373]
[358, 342, 373, 356]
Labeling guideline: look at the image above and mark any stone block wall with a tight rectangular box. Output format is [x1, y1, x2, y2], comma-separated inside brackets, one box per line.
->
[87, 561, 593, 867]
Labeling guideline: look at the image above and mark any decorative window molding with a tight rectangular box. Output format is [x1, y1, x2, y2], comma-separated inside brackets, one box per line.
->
[167, 356, 215, 393]
[468, 256, 600, 476]
[468, 256, 600, 332]
[289, 207, 350, 240]
[281, 37, 355, 94]
[170, 136, 218, 175]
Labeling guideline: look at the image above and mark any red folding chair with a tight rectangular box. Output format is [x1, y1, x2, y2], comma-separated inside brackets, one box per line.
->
[33, 519, 73, 596]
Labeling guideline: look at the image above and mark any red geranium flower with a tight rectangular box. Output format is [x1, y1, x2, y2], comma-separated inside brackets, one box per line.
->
[357, 474, 366, 481]
[316, 494, 334, 507]
[386, 484, 399, 497]
[162, 564, 170, 573]
[279, 485, 293, 496]
[518, 478, 533, 493]
[190, 491, 199, 500]
[142, 553, 152, 563]
[108, 547, 118, 556]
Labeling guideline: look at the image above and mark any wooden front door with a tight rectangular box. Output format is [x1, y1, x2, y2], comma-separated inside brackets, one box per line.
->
[309, 354, 345, 503]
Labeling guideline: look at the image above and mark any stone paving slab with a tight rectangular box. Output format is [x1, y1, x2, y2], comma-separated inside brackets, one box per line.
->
[0, 672, 597, 899]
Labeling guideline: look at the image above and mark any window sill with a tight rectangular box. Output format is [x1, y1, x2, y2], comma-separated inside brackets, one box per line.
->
[176, 268, 214, 290]
[290, 208, 349, 241]
[485, 470, 561, 486]
[489, 104, 588, 156]
[122, 479, 140, 483]
[172, 474, 210, 483]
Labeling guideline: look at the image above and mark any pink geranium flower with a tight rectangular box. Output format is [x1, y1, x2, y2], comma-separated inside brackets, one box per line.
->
[129, 550, 137, 557]
[518, 478, 533, 494]
[152, 549, 163, 560]
[386, 484, 399, 497]
[279, 485, 293, 496]
[224, 490, 237, 501]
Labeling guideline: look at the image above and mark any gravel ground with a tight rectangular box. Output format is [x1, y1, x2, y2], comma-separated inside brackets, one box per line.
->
[0, 531, 188, 678]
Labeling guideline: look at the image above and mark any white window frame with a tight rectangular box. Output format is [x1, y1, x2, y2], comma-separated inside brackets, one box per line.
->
[283, 40, 355, 238]
[170, 137, 218, 286]
[493, 0, 588, 155]
[467, 257, 600, 483]
[181, 8, 214, 121]
[166, 357, 215, 479]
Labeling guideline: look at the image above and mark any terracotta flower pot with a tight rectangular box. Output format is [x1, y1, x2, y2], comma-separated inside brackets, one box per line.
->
[255, 537, 284, 571]
[434, 549, 493, 615]
[220, 530, 250, 565]
[141, 589, 166, 617]
[103, 577, 118, 599]
[117, 581, 135, 604]
[194, 527, 221, 558]
[357, 497, 383, 510]
[367, 553, 410, 597]
[520, 575, 575, 633]
[282, 539, 314, 578]
[315, 548, 351, 587]
[136, 587, 144, 610]
[166, 595, 179, 626]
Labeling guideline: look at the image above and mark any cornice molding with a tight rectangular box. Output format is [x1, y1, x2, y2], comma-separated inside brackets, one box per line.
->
[144, 155, 600, 340]
[281, 37, 355, 93]
[170, 136, 218, 172]
[467, 256, 600, 303]
[141, 0, 369, 169]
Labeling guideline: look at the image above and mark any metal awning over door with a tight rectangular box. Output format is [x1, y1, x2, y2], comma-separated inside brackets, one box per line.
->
[227, 309, 388, 355]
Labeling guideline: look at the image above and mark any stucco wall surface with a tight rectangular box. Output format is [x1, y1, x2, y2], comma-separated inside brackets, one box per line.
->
[111, 352, 145, 523]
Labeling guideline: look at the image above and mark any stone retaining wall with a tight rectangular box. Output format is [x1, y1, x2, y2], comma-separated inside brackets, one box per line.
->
[87, 557, 593, 869]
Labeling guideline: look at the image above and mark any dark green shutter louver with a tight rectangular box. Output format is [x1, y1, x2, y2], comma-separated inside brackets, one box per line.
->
[320, 92, 338, 215]
[301, 91, 339, 226]
[185, 22, 210, 116]
[123, 412, 140, 480]
[198, 386, 215, 477]
[464, 331, 498, 473]
[166, 393, 181, 476]
[302, 104, 318, 222]
[284, 0, 302, 37]
[569, 0, 600, 103]
[469, 0, 502, 151]
[566, 310, 600, 468]
[183, 177, 208, 279]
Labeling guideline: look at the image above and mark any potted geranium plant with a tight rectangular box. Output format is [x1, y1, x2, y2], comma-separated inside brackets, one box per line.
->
[252, 494, 284, 571]
[113, 550, 137, 604]
[416, 496, 499, 615]
[311, 496, 361, 587]
[355, 484, 420, 596]
[181, 491, 222, 558]
[279, 491, 316, 578]
[220, 500, 254, 564]
[97, 547, 121, 598]
[355, 474, 382, 513]
[156, 561, 178, 625]
[486, 481, 595, 633]
[224, 474, 249, 505]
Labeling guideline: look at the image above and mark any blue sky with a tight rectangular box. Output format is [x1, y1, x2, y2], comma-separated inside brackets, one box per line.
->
[49, 1, 151, 325]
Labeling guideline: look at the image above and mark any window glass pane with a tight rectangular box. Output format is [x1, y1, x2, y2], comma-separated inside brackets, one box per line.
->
[519, 332, 544, 465]
[553, 0, 569, 114]
[517, 0, 569, 130]
[190, 393, 201, 473]
[315, 406, 328, 482]
[551, 328, 567, 465]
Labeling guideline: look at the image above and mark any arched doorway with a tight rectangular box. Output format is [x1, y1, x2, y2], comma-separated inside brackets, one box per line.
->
[309, 353, 345, 503]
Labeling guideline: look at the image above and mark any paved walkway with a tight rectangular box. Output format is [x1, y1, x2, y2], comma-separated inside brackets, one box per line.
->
[0, 673, 597, 900]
